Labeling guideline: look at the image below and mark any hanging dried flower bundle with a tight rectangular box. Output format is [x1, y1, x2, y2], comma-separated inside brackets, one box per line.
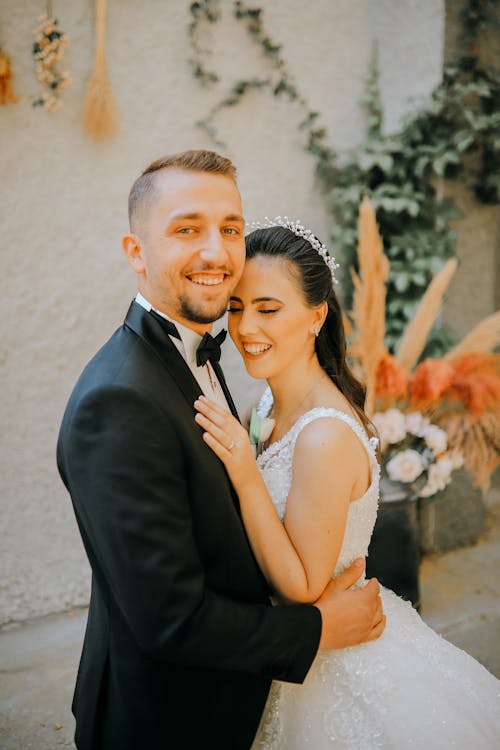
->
[0, 48, 19, 105]
[32, 13, 70, 111]
[82, 0, 118, 139]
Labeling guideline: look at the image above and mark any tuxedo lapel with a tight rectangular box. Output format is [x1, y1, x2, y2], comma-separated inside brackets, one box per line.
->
[124, 301, 240, 421]
[124, 301, 203, 411]
[124, 301, 242, 516]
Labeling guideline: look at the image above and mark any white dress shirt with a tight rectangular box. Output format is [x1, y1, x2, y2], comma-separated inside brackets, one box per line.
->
[135, 293, 230, 410]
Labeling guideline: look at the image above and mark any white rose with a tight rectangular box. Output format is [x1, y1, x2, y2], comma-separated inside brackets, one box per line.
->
[435, 455, 454, 479]
[424, 425, 448, 455]
[386, 449, 424, 483]
[373, 409, 407, 450]
[405, 412, 430, 437]
[419, 480, 440, 498]
[448, 450, 464, 470]
[424, 461, 452, 493]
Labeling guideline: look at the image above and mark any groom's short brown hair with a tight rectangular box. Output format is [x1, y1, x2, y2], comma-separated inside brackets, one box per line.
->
[128, 149, 237, 233]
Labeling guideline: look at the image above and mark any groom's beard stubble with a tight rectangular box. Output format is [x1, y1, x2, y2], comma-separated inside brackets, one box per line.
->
[179, 295, 229, 325]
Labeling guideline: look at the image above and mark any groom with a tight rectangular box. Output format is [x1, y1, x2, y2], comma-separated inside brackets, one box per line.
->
[57, 149, 384, 750]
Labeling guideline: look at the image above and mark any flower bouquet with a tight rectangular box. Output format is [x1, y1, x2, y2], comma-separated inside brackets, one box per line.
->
[373, 408, 463, 500]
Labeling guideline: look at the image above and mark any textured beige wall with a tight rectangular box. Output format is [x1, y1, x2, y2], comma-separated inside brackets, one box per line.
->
[0, 0, 444, 623]
[440, 0, 500, 337]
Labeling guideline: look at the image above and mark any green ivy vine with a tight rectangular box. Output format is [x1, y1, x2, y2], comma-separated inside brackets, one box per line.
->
[188, 0, 500, 357]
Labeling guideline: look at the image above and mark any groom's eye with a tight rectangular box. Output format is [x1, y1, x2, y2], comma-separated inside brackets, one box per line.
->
[222, 227, 240, 235]
[176, 227, 196, 234]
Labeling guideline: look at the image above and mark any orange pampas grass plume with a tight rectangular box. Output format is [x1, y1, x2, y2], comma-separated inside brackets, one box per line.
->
[444, 310, 500, 361]
[395, 258, 458, 371]
[83, 0, 118, 139]
[350, 197, 389, 415]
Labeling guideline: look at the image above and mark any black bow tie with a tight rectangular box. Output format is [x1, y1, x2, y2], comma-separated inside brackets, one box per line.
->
[196, 330, 227, 367]
[149, 309, 227, 367]
[148, 307, 238, 420]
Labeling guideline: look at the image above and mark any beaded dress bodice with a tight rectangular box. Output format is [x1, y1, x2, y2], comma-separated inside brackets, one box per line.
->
[256, 396, 380, 579]
[252, 391, 500, 750]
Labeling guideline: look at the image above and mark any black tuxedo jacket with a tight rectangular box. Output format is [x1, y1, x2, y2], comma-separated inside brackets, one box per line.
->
[57, 302, 321, 750]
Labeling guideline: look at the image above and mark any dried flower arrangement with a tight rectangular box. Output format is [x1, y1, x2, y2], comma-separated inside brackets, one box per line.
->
[32, 13, 70, 111]
[348, 197, 500, 491]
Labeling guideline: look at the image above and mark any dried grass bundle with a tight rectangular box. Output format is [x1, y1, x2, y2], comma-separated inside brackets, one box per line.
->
[83, 0, 118, 139]
[436, 410, 500, 490]
[444, 310, 500, 361]
[350, 197, 389, 415]
[446, 353, 500, 417]
[0, 50, 18, 105]
[395, 258, 458, 370]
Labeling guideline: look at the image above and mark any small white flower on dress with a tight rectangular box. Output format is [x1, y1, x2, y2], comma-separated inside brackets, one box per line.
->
[405, 412, 430, 437]
[259, 417, 276, 443]
[386, 449, 424, 483]
[423, 424, 448, 455]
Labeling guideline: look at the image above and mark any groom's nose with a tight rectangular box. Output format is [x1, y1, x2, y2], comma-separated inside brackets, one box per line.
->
[199, 227, 228, 264]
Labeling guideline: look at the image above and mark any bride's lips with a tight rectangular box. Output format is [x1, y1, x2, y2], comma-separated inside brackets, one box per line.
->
[241, 342, 272, 358]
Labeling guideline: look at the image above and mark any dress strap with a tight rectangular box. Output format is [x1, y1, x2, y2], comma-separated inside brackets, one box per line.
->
[292, 407, 379, 466]
[256, 385, 273, 419]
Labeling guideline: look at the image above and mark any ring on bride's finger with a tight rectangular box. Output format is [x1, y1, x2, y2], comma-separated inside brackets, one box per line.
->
[228, 440, 236, 451]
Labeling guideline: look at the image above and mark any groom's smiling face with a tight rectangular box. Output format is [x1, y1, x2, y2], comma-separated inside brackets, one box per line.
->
[123, 168, 246, 335]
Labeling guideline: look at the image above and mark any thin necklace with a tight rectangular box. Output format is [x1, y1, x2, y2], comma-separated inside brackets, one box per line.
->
[271, 373, 328, 443]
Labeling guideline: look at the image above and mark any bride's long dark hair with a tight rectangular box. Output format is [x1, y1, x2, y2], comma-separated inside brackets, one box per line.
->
[245, 226, 374, 437]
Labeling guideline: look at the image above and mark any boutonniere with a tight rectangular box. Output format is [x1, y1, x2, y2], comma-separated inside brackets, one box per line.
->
[249, 408, 275, 448]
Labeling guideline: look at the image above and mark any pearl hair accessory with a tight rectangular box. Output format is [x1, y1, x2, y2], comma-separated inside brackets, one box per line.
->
[246, 216, 339, 284]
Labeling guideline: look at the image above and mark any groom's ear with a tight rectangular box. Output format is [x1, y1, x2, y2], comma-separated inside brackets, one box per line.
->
[122, 233, 146, 275]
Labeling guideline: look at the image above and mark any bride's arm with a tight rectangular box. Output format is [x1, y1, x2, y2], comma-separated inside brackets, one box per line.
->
[194, 396, 366, 604]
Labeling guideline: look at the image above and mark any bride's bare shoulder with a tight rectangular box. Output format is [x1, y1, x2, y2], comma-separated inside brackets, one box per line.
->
[294, 414, 366, 461]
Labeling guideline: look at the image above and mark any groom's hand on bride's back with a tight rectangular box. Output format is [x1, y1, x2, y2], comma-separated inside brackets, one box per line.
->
[315, 558, 386, 649]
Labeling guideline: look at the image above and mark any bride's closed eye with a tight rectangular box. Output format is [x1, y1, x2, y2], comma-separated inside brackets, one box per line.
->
[227, 306, 279, 314]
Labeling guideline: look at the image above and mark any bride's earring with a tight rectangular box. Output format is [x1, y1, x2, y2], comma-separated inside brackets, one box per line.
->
[313, 325, 319, 337]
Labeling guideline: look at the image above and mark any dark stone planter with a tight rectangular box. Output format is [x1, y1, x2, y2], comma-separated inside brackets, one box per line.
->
[418, 467, 485, 553]
[366, 477, 420, 609]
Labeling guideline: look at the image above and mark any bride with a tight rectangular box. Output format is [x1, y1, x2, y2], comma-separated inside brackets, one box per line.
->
[194, 220, 500, 749]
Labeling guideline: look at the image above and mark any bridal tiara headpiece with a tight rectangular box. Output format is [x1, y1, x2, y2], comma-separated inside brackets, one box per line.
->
[246, 216, 339, 284]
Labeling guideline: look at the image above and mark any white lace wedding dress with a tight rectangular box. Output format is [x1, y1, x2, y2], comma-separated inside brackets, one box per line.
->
[252, 397, 500, 749]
